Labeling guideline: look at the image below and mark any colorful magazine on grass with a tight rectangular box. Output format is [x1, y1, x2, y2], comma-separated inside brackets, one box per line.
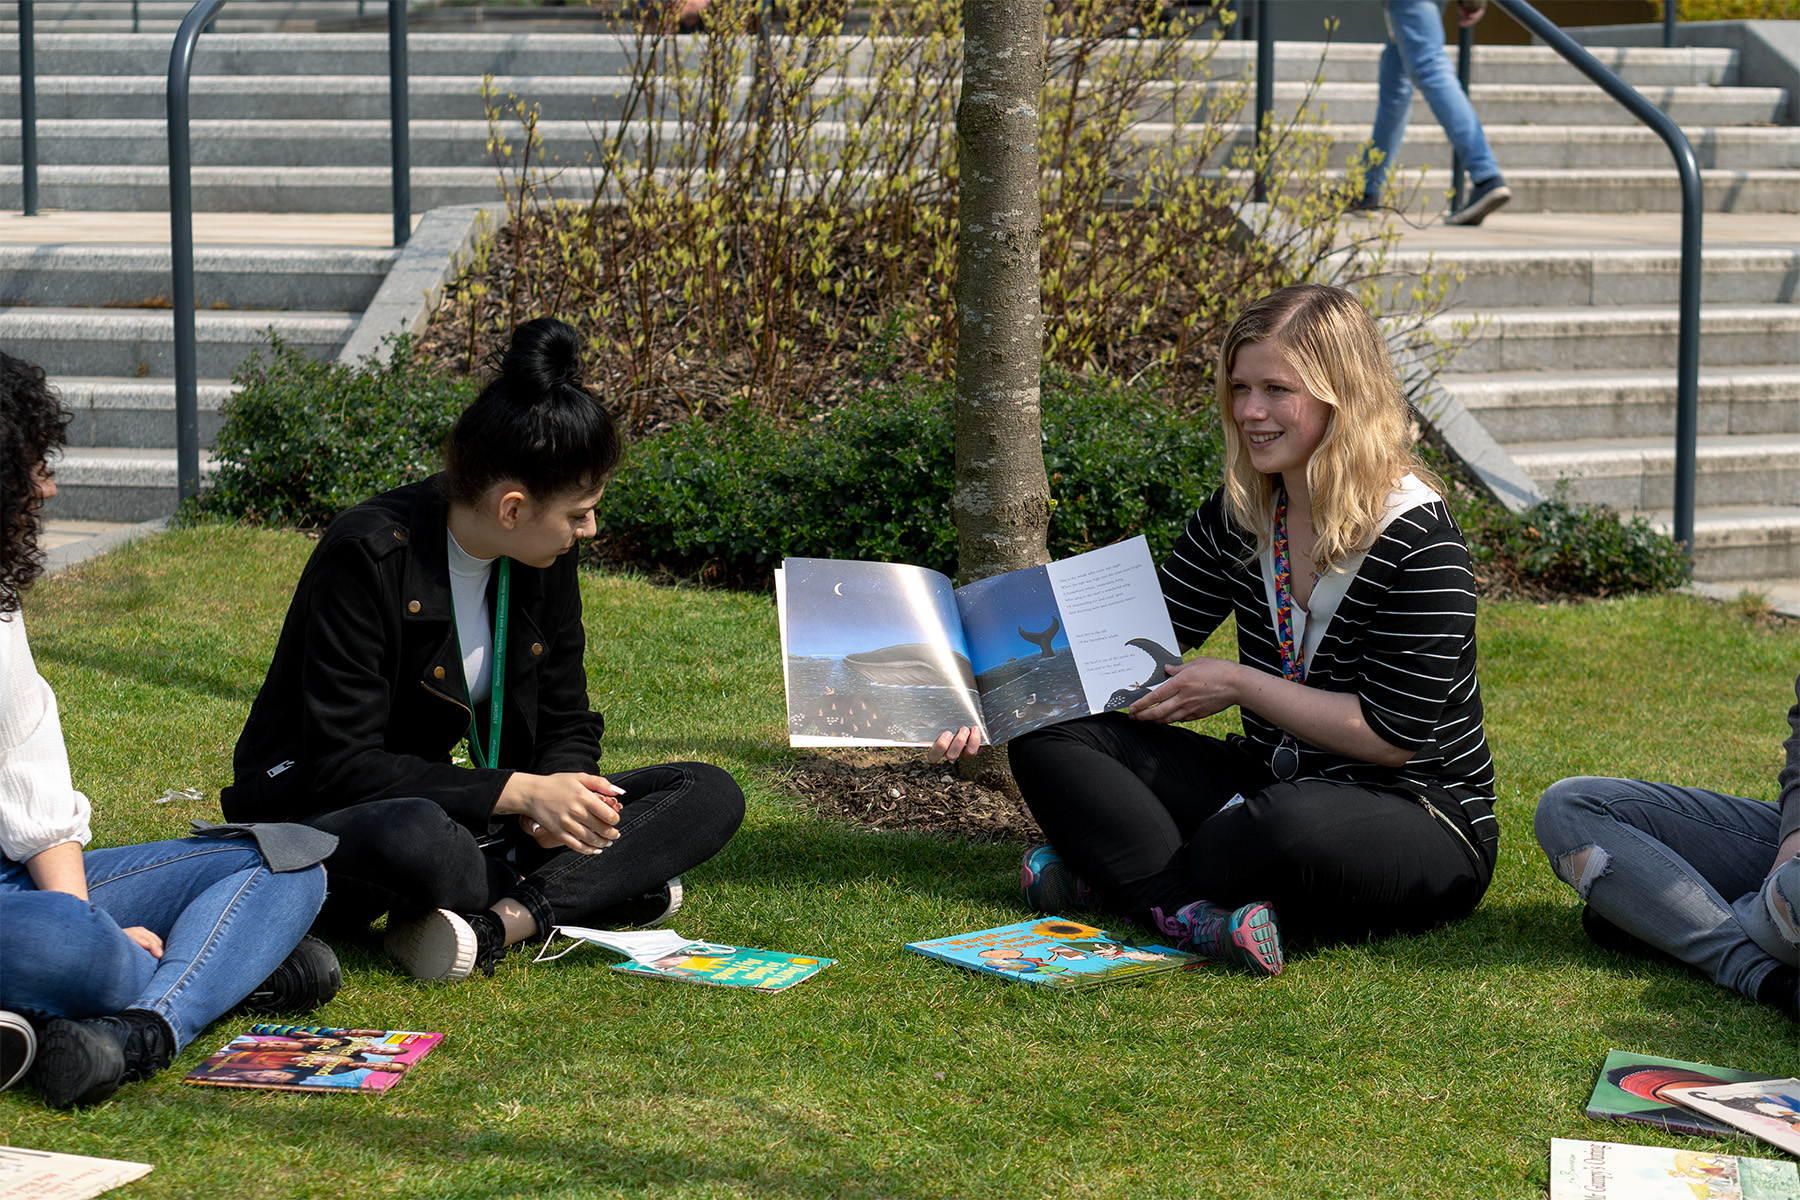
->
[0, 1146, 151, 1200]
[183, 1024, 443, 1094]
[906, 917, 1198, 990]
[1549, 1139, 1800, 1200]
[1586, 1050, 1783, 1139]
[1667, 1080, 1800, 1158]
[776, 536, 1181, 748]
[541, 926, 833, 993]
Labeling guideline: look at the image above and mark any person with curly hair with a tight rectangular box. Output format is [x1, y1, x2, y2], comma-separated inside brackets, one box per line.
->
[0, 352, 340, 1109]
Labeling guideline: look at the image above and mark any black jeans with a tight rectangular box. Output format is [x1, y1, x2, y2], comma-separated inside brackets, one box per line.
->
[1009, 714, 1489, 941]
[305, 762, 745, 930]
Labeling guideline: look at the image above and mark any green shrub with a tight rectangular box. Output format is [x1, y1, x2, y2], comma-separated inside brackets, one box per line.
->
[190, 336, 476, 527]
[1465, 485, 1692, 598]
[1658, 0, 1800, 20]
[594, 373, 1222, 585]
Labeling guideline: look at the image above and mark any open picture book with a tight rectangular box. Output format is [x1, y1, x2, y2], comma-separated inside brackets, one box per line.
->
[777, 536, 1181, 748]
[539, 926, 834, 993]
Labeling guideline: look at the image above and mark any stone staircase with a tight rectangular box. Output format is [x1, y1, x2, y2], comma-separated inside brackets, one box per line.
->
[0, 2, 377, 34]
[0, 29, 1792, 576]
[0, 242, 395, 519]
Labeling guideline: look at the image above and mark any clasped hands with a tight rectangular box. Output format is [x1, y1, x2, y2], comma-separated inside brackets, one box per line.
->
[495, 771, 625, 854]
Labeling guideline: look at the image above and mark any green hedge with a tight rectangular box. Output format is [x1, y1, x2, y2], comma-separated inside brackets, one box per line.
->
[595, 374, 1223, 584]
[191, 336, 475, 527]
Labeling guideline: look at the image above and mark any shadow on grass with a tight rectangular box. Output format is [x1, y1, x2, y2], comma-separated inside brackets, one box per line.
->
[33, 640, 264, 704]
[169, 1095, 953, 1200]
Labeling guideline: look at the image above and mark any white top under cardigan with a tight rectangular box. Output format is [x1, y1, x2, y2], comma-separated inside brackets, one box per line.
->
[446, 529, 497, 704]
[0, 610, 93, 864]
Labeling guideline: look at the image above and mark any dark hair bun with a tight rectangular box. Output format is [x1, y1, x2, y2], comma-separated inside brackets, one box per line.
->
[501, 316, 583, 397]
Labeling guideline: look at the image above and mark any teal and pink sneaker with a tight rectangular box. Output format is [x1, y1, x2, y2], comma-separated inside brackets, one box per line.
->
[1020, 844, 1099, 914]
[1151, 899, 1284, 977]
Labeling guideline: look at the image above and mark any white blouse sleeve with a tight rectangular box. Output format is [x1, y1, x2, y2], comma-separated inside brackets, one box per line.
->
[0, 611, 91, 863]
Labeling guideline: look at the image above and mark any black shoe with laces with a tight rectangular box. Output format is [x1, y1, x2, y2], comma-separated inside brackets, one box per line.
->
[592, 878, 684, 930]
[240, 935, 342, 1014]
[30, 1019, 126, 1109]
[1444, 176, 1511, 226]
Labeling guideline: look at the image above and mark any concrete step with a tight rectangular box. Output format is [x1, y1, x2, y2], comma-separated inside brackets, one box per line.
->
[40, 447, 214, 523]
[1386, 247, 1800, 310]
[0, 244, 395, 309]
[1435, 304, 1800, 373]
[1449, 367, 1800, 443]
[53, 377, 232, 450]
[9, 159, 1798, 215]
[1509, 433, 1800, 510]
[6, 34, 1741, 89]
[0, 307, 354, 378]
[4, 74, 1785, 126]
[0, 2, 373, 33]
[14, 116, 1799, 172]
[1652, 505, 1800, 583]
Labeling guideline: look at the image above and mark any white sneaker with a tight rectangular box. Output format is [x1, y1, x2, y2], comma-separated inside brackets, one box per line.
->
[1, 1011, 35, 1093]
[383, 909, 477, 982]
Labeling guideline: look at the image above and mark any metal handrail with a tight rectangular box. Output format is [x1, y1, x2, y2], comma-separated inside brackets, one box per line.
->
[1493, 0, 1702, 553]
[1251, 0, 1270, 201]
[1449, 21, 1472, 211]
[17, 0, 36, 216]
[1663, 2, 1676, 50]
[167, 0, 413, 502]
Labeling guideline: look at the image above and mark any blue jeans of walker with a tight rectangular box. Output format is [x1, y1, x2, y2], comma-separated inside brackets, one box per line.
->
[1534, 777, 1798, 1002]
[1364, 0, 1500, 199]
[0, 838, 326, 1052]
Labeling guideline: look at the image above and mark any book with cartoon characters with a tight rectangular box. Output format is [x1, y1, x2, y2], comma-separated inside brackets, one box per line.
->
[1666, 1080, 1800, 1158]
[1585, 1050, 1782, 1139]
[776, 536, 1182, 749]
[906, 917, 1198, 990]
[1549, 1139, 1799, 1200]
[537, 926, 834, 993]
[183, 1025, 444, 1094]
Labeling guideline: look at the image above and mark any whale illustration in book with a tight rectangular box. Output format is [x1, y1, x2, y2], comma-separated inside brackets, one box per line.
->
[1018, 617, 1060, 659]
[1103, 638, 1185, 710]
[844, 643, 976, 688]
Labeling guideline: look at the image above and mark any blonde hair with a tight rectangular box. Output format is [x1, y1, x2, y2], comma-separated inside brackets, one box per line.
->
[1216, 284, 1441, 570]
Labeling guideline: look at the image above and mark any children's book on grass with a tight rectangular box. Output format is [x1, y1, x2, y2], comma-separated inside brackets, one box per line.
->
[0, 1146, 150, 1200]
[1549, 1138, 1800, 1200]
[540, 926, 833, 993]
[1586, 1050, 1783, 1139]
[183, 1024, 443, 1094]
[776, 536, 1181, 748]
[1667, 1080, 1800, 1158]
[906, 917, 1198, 990]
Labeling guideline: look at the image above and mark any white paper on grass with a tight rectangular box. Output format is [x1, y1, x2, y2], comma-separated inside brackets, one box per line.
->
[535, 926, 696, 964]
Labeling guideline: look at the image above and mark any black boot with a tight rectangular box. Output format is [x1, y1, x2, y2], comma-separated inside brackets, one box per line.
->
[240, 936, 343, 1015]
[31, 1020, 126, 1109]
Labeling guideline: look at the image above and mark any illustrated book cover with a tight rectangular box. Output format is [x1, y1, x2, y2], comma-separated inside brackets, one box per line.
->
[906, 917, 1198, 990]
[541, 926, 834, 993]
[0, 1146, 151, 1200]
[776, 536, 1182, 748]
[1667, 1080, 1800, 1158]
[1586, 1050, 1781, 1139]
[183, 1024, 443, 1094]
[1549, 1138, 1800, 1200]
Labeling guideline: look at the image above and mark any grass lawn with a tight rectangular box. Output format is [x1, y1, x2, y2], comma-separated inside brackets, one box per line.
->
[3, 525, 1795, 1199]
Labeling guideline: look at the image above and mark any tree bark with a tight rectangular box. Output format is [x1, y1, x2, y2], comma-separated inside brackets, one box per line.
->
[954, 0, 1049, 588]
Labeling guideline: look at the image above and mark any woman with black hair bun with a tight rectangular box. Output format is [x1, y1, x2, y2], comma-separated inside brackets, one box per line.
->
[222, 317, 746, 982]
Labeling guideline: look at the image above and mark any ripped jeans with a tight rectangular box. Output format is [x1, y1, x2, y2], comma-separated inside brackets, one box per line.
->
[1534, 776, 1798, 1003]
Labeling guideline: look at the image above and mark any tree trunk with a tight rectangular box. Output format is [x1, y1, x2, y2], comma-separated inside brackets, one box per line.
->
[954, 0, 1047, 793]
[954, 0, 1049, 589]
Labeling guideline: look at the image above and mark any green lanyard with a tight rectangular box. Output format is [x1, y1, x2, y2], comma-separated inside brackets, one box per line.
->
[466, 558, 511, 770]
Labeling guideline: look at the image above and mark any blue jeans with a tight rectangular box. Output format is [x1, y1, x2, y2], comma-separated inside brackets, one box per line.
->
[1363, 0, 1501, 200]
[1534, 778, 1798, 1003]
[0, 838, 326, 1052]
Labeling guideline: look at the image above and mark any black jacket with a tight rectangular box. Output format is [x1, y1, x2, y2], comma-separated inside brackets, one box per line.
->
[221, 477, 603, 831]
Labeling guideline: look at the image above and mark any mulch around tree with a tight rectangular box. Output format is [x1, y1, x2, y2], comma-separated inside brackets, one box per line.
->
[782, 748, 1041, 843]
